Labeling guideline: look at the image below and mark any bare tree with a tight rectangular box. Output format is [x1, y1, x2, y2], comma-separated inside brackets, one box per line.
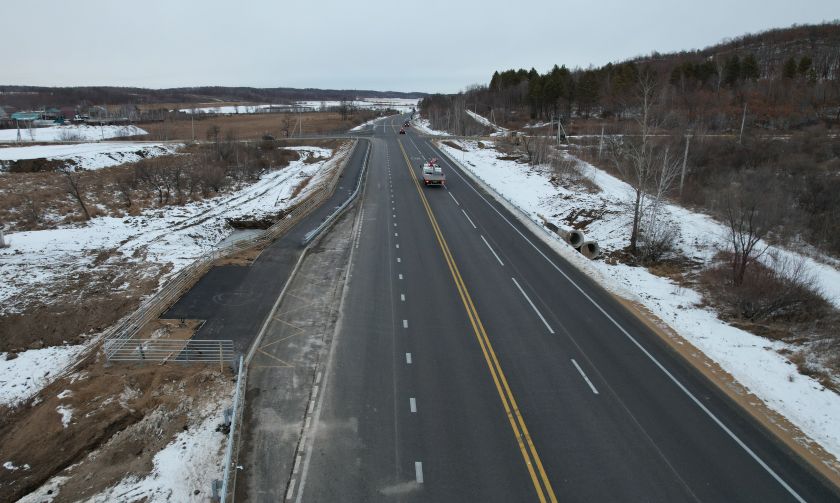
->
[61, 167, 91, 220]
[724, 188, 772, 286]
[608, 70, 658, 255]
[115, 171, 136, 209]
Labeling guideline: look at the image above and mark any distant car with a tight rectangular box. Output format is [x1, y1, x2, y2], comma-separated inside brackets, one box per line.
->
[399, 128, 406, 134]
[403, 121, 410, 127]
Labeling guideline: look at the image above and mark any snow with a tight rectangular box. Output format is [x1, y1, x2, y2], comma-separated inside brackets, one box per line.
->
[466, 109, 508, 135]
[0, 142, 181, 171]
[0, 125, 147, 143]
[178, 104, 288, 114]
[411, 117, 449, 136]
[0, 345, 88, 407]
[81, 399, 229, 503]
[437, 139, 840, 461]
[297, 97, 419, 113]
[179, 97, 420, 115]
[3, 461, 31, 471]
[0, 145, 347, 406]
[351, 116, 388, 131]
[18, 395, 231, 503]
[56, 404, 73, 428]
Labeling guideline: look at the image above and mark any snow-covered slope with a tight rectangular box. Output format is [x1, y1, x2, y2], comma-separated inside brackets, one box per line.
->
[0, 125, 147, 143]
[0, 142, 181, 171]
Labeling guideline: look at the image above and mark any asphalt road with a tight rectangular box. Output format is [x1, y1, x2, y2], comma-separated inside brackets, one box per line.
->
[293, 115, 839, 502]
[164, 138, 368, 353]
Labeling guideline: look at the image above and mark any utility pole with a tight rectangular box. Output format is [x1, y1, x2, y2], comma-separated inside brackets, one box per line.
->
[680, 132, 691, 196]
[598, 125, 605, 159]
[738, 102, 747, 144]
[556, 116, 567, 146]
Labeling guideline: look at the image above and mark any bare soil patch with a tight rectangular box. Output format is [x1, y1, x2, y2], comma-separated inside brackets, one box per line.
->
[214, 247, 265, 267]
[0, 356, 232, 502]
[137, 319, 204, 341]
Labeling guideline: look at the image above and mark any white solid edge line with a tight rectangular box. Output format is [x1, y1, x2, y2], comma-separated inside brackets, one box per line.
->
[410, 397, 417, 413]
[511, 277, 554, 334]
[571, 358, 600, 395]
[481, 235, 504, 266]
[433, 141, 806, 503]
[286, 478, 297, 500]
[415, 462, 424, 484]
[461, 208, 477, 229]
[448, 191, 460, 205]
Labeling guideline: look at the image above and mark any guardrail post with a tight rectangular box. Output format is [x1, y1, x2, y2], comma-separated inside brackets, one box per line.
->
[220, 355, 245, 503]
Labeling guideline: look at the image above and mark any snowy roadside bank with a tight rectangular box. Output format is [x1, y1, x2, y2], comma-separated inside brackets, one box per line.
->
[0, 142, 181, 171]
[0, 125, 147, 143]
[0, 145, 347, 407]
[436, 138, 840, 465]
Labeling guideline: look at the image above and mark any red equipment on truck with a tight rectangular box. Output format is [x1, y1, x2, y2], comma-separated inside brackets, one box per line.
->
[422, 158, 445, 187]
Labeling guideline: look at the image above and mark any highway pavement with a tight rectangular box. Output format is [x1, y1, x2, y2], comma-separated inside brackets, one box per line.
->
[291, 115, 839, 502]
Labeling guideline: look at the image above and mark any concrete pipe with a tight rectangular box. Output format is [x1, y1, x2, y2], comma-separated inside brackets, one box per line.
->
[566, 229, 586, 248]
[578, 241, 600, 259]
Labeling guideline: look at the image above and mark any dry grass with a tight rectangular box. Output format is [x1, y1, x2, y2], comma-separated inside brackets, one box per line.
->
[442, 140, 465, 151]
[133, 111, 378, 142]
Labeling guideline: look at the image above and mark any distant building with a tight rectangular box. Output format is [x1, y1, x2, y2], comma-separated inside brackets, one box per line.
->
[10, 112, 40, 121]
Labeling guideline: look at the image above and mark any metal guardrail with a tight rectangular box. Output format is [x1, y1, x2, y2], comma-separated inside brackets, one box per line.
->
[104, 339, 235, 363]
[220, 355, 245, 503]
[302, 141, 371, 245]
[102, 141, 358, 362]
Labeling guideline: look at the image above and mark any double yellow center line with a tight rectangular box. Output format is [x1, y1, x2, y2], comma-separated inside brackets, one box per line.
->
[397, 140, 557, 502]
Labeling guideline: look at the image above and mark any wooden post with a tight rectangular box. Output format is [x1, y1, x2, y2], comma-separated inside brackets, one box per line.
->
[219, 342, 224, 374]
[739, 102, 747, 144]
[680, 133, 691, 196]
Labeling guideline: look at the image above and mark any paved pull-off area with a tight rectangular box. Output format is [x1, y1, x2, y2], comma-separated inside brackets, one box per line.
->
[236, 116, 838, 502]
[163, 141, 368, 353]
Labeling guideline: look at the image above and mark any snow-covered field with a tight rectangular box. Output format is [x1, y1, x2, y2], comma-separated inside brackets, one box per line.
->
[178, 104, 288, 114]
[436, 138, 840, 462]
[179, 97, 420, 115]
[0, 142, 181, 171]
[297, 97, 419, 113]
[0, 125, 147, 143]
[0, 145, 346, 407]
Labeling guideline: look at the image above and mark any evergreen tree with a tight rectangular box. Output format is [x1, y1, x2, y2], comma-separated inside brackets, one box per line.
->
[782, 57, 798, 79]
[797, 55, 813, 76]
[723, 55, 741, 87]
[741, 54, 760, 80]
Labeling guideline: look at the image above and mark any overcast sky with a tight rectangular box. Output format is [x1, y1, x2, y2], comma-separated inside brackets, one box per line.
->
[2, 0, 837, 94]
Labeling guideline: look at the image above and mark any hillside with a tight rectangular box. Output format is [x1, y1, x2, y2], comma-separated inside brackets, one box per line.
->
[0, 85, 427, 110]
